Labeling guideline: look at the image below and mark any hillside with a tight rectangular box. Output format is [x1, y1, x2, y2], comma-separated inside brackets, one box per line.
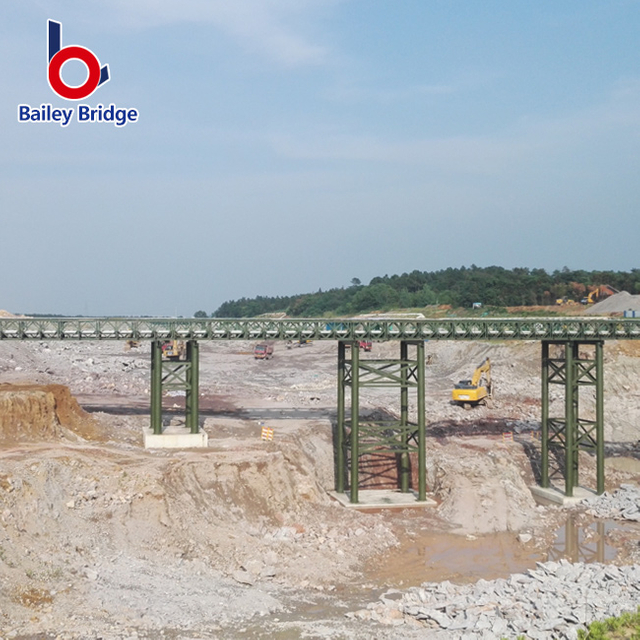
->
[208, 266, 640, 318]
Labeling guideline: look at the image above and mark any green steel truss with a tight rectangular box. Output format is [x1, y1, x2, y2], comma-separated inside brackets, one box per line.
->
[0, 316, 620, 498]
[150, 340, 200, 435]
[336, 341, 426, 504]
[541, 341, 604, 496]
[2, 316, 640, 341]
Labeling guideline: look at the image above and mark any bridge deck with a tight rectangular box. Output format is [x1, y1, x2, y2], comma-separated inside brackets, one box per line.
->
[1, 317, 639, 341]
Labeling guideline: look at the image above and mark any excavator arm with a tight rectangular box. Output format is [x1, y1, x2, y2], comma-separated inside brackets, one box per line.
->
[470, 358, 490, 387]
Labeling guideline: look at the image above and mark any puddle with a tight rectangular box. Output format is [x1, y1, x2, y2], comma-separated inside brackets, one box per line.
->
[367, 530, 544, 588]
[546, 515, 619, 563]
[366, 515, 628, 589]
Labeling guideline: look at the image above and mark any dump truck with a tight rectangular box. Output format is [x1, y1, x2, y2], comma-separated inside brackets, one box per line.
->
[253, 343, 274, 359]
[452, 357, 492, 409]
[344, 341, 372, 351]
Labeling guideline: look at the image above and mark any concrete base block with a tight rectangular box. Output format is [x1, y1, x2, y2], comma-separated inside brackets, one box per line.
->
[530, 484, 597, 506]
[328, 489, 437, 509]
[143, 425, 208, 449]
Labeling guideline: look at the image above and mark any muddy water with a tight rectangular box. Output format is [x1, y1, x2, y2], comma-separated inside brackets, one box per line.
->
[367, 515, 621, 589]
[367, 530, 543, 587]
[548, 516, 620, 563]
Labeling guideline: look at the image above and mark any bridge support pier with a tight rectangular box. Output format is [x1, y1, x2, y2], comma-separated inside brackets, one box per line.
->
[336, 340, 426, 504]
[541, 340, 604, 497]
[150, 340, 200, 435]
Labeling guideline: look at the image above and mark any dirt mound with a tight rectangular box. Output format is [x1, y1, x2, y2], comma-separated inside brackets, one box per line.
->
[0, 310, 16, 318]
[0, 384, 102, 444]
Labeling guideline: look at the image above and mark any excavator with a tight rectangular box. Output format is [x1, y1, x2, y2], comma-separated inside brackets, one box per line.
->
[452, 357, 492, 409]
[581, 285, 618, 305]
[161, 340, 186, 361]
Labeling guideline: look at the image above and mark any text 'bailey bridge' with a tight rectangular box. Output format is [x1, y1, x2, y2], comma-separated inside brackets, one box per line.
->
[2, 316, 640, 503]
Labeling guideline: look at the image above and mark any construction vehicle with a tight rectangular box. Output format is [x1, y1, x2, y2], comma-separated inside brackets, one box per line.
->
[253, 342, 274, 359]
[161, 340, 186, 361]
[581, 285, 619, 305]
[344, 341, 372, 351]
[286, 339, 313, 349]
[452, 357, 492, 409]
[123, 340, 140, 352]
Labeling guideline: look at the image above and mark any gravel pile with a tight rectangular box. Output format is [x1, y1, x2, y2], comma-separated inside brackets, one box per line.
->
[588, 291, 640, 314]
[354, 560, 640, 639]
[582, 483, 640, 521]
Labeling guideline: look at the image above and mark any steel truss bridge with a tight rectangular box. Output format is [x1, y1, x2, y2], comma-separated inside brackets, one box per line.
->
[1, 316, 640, 341]
[2, 316, 638, 503]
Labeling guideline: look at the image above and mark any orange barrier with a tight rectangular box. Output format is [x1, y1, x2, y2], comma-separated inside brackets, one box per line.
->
[261, 426, 274, 441]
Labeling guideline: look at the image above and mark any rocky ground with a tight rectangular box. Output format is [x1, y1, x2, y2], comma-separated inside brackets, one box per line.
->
[0, 337, 639, 638]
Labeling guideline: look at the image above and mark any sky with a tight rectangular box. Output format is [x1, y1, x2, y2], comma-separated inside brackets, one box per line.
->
[2, 1, 640, 316]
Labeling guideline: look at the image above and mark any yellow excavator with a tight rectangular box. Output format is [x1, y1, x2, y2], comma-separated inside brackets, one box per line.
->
[161, 340, 186, 361]
[452, 357, 492, 409]
[581, 284, 618, 305]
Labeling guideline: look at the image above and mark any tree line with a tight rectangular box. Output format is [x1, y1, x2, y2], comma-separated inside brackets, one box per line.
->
[196, 266, 640, 318]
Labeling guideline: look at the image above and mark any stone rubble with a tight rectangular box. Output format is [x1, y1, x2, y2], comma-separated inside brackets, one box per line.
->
[353, 559, 640, 639]
[582, 483, 640, 521]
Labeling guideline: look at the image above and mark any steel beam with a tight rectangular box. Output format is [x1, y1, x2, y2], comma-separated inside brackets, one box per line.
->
[400, 341, 410, 493]
[151, 340, 163, 434]
[417, 339, 426, 501]
[336, 341, 346, 493]
[186, 340, 200, 434]
[596, 341, 605, 494]
[349, 341, 360, 504]
[541, 341, 550, 488]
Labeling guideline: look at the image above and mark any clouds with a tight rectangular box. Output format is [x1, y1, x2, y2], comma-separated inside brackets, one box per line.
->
[33, 0, 339, 67]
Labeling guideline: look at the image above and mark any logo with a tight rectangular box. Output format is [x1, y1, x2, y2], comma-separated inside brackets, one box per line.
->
[18, 20, 139, 127]
[47, 20, 109, 101]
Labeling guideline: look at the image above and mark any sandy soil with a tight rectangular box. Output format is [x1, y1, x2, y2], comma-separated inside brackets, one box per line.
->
[0, 338, 639, 638]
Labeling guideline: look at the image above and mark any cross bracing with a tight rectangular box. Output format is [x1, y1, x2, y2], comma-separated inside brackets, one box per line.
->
[2, 316, 640, 341]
